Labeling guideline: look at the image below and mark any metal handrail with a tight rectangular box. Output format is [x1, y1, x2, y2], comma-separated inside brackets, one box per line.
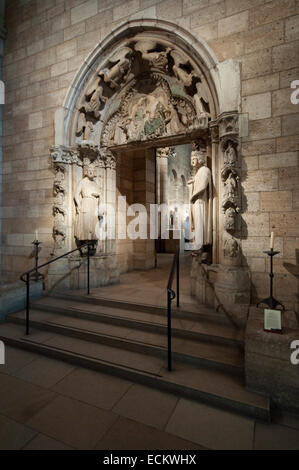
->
[166, 248, 180, 371]
[20, 241, 93, 335]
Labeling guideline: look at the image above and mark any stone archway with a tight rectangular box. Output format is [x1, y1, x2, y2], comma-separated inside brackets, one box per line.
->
[49, 19, 249, 324]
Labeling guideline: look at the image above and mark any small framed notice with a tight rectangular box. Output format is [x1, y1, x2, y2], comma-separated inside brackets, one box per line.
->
[264, 309, 282, 333]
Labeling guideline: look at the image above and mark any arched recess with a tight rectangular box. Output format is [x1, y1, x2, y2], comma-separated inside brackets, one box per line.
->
[49, 19, 249, 323]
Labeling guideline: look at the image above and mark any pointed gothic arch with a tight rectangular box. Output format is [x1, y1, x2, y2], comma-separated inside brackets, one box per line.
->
[49, 19, 249, 323]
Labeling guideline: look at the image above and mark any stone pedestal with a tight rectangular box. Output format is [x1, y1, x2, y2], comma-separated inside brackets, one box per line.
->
[47, 254, 119, 292]
[191, 256, 251, 327]
[69, 254, 119, 290]
[245, 307, 299, 412]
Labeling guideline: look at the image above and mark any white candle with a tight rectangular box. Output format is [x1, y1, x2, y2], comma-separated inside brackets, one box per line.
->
[270, 231, 274, 249]
[35, 230, 38, 241]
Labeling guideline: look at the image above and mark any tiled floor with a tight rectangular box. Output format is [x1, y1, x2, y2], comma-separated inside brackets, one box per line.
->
[1, 345, 299, 450]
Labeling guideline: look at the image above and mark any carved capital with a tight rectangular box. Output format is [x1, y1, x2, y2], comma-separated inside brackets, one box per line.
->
[100, 148, 117, 170]
[208, 121, 219, 143]
[218, 112, 239, 142]
[156, 147, 175, 159]
[50, 145, 79, 165]
[77, 141, 100, 162]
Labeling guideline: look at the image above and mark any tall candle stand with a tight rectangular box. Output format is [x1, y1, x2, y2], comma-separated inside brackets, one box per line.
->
[31, 239, 44, 282]
[257, 248, 285, 310]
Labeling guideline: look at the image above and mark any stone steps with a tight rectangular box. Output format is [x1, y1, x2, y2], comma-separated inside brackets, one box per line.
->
[33, 295, 244, 347]
[0, 321, 270, 421]
[8, 308, 244, 375]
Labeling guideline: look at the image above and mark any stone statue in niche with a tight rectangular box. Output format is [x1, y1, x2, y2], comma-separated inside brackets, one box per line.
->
[170, 49, 195, 87]
[134, 39, 171, 71]
[74, 164, 101, 242]
[224, 141, 237, 166]
[223, 172, 238, 203]
[98, 46, 133, 89]
[188, 150, 212, 250]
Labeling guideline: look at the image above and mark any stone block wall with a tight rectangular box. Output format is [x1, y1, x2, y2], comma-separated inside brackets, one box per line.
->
[1, 0, 299, 309]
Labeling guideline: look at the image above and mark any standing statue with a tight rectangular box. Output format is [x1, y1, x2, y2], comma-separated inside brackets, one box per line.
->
[188, 150, 212, 250]
[74, 165, 101, 242]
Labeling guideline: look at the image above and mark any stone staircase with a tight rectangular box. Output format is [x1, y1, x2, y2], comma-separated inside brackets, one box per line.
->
[0, 293, 270, 420]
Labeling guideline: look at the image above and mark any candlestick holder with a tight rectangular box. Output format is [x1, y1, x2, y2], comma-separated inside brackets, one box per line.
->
[30, 240, 44, 282]
[257, 248, 285, 310]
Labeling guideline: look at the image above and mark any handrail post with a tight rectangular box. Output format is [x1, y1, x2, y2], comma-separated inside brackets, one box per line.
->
[26, 273, 30, 335]
[176, 250, 180, 308]
[167, 289, 172, 372]
[87, 243, 90, 295]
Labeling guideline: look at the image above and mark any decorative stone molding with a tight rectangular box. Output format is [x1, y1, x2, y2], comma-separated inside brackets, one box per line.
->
[52, 163, 67, 254]
[218, 112, 241, 263]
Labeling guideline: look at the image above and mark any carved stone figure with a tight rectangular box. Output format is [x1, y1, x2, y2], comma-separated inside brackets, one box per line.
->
[76, 112, 94, 140]
[85, 80, 107, 119]
[98, 46, 133, 89]
[223, 236, 239, 258]
[188, 150, 212, 249]
[193, 81, 210, 116]
[134, 40, 170, 71]
[224, 207, 237, 232]
[223, 172, 238, 201]
[74, 165, 101, 242]
[53, 164, 67, 251]
[53, 207, 66, 249]
[171, 49, 195, 87]
[224, 141, 237, 166]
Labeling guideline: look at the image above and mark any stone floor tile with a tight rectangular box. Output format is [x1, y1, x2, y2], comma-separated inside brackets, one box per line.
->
[23, 433, 73, 450]
[95, 416, 204, 450]
[0, 413, 37, 450]
[13, 356, 75, 388]
[166, 398, 254, 450]
[26, 395, 118, 449]
[272, 410, 299, 431]
[0, 345, 38, 375]
[52, 367, 132, 410]
[0, 373, 56, 423]
[112, 384, 178, 430]
[254, 421, 299, 450]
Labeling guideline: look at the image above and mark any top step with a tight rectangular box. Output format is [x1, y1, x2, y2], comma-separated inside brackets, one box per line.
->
[50, 291, 239, 328]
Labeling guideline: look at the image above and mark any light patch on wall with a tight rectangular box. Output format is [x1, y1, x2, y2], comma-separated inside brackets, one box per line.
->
[0, 340, 5, 364]
[0, 80, 4, 104]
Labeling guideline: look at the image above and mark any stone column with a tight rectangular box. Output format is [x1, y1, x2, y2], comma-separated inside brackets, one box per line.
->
[218, 112, 241, 266]
[48, 145, 79, 290]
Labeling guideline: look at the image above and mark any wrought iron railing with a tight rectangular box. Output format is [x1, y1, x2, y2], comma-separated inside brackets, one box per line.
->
[20, 241, 93, 335]
[166, 248, 180, 371]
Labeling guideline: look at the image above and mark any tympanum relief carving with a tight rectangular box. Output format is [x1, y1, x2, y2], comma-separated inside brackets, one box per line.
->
[74, 36, 212, 150]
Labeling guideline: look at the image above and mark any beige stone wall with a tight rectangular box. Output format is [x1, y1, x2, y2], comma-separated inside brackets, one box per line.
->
[2, 0, 299, 308]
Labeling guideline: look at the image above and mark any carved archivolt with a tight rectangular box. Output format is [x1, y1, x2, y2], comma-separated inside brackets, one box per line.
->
[74, 34, 212, 150]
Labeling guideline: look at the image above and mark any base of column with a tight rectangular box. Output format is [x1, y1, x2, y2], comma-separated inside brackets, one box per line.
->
[47, 253, 120, 292]
[191, 255, 251, 328]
